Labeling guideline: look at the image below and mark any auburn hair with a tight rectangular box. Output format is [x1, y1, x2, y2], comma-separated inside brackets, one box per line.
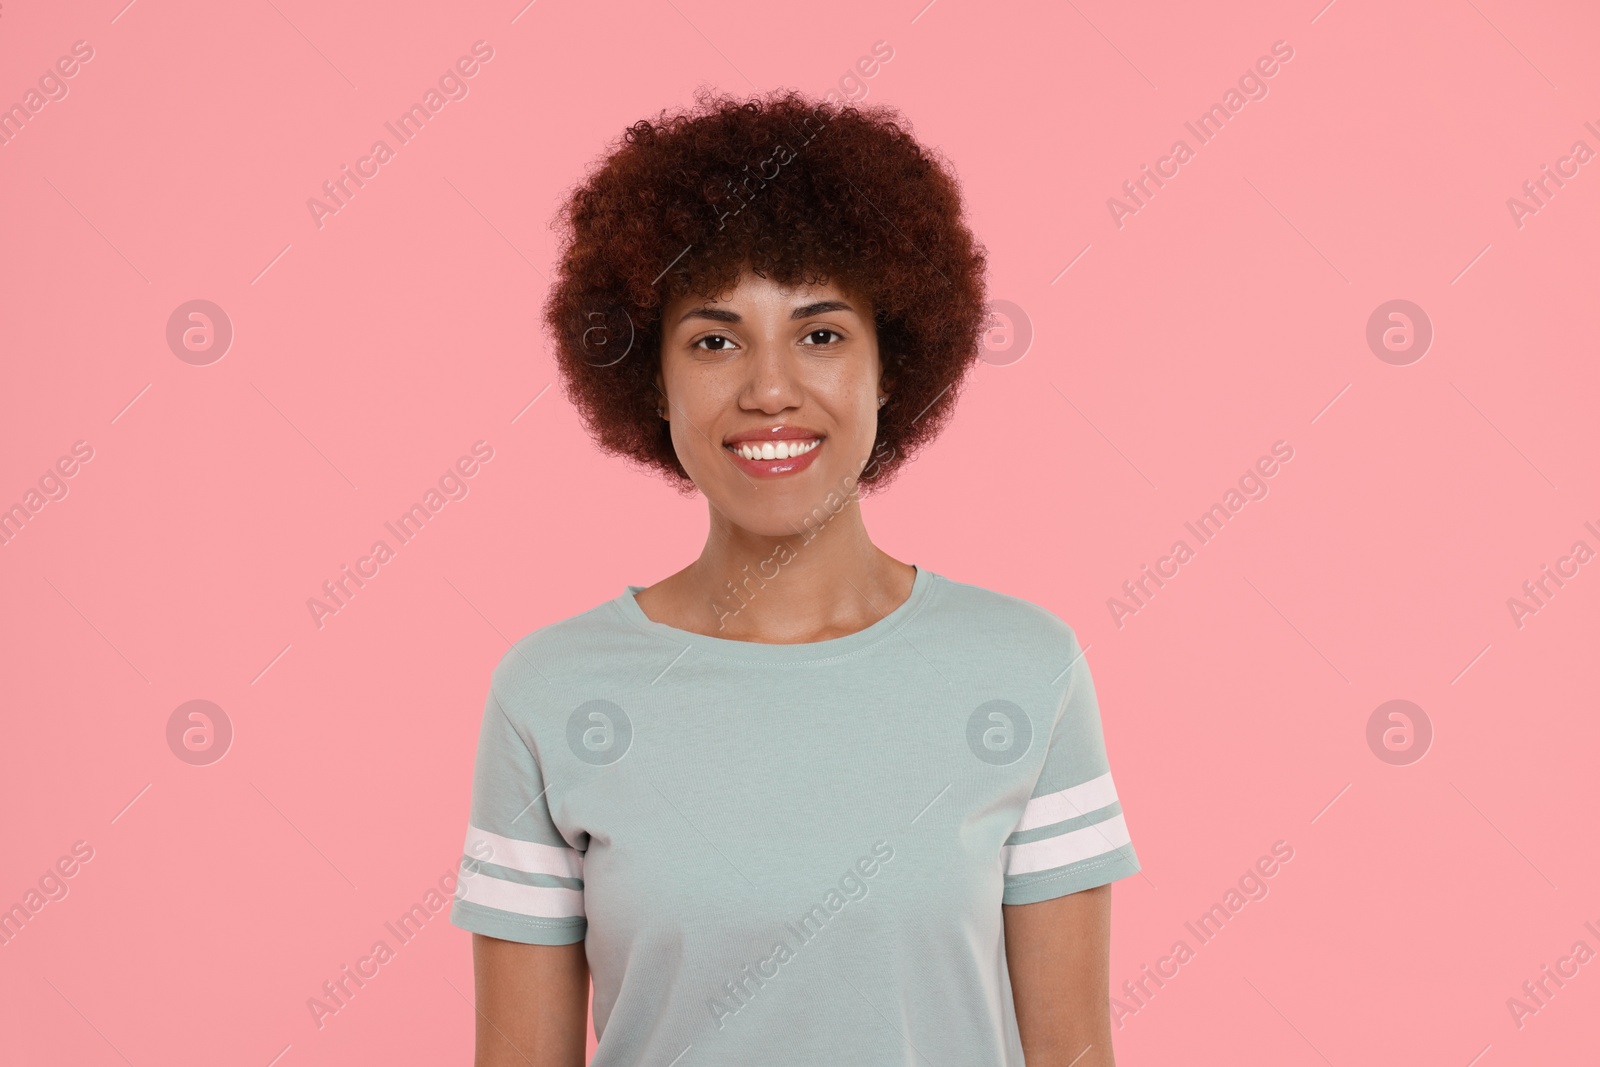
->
[543, 86, 989, 493]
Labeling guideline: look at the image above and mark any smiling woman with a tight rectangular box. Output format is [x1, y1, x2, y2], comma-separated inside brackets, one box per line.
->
[448, 87, 1142, 1067]
[545, 87, 987, 497]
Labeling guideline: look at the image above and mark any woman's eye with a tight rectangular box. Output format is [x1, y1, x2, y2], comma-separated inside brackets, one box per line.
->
[692, 329, 840, 351]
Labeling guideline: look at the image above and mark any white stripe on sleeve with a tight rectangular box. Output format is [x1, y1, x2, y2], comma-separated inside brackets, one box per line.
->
[1012, 771, 1120, 834]
[463, 824, 584, 880]
[456, 823, 586, 920]
[1003, 812, 1131, 877]
[457, 865, 586, 918]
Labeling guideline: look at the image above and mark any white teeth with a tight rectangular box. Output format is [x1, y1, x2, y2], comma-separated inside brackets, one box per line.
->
[730, 439, 819, 461]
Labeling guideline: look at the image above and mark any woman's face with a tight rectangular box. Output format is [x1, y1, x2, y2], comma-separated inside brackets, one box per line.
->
[656, 269, 884, 537]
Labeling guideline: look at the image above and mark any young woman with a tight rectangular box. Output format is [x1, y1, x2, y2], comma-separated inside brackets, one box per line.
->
[449, 88, 1141, 1066]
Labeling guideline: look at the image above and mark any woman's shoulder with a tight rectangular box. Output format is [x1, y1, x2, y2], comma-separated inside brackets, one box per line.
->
[924, 569, 1083, 651]
[486, 590, 644, 699]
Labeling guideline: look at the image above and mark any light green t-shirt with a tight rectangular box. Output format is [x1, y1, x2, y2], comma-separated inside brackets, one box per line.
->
[449, 565, 1140, 1064]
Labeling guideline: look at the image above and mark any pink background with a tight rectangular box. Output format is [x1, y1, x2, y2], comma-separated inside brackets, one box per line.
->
[3, 0, 1597, 1063]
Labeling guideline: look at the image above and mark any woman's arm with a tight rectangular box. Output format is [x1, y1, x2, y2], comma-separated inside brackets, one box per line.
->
[1003, 883, 1117, 1067]
[470, 934, 590, 1067]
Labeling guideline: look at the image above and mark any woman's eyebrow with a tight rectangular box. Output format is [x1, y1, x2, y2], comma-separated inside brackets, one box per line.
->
[675, 300, 855, 326]
[790, 300, 854, 319]
[678, 307, 740, 325]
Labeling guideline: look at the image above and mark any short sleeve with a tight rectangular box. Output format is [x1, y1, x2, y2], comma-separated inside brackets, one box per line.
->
[1002, 632, 1141, 905]
[448, 681, 587, 944]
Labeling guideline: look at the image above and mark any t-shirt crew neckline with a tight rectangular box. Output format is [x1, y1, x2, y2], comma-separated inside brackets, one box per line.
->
[613, 564, 936, 663]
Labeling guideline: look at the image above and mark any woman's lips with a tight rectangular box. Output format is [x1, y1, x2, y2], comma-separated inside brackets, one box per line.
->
[723, 437, 824, 477]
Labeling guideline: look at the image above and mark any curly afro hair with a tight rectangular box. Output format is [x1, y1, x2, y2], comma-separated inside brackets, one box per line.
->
[543, 86, 989, 495]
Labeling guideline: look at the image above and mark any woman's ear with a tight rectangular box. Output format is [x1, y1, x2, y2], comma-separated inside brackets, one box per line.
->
[654, 367, 669, 421]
